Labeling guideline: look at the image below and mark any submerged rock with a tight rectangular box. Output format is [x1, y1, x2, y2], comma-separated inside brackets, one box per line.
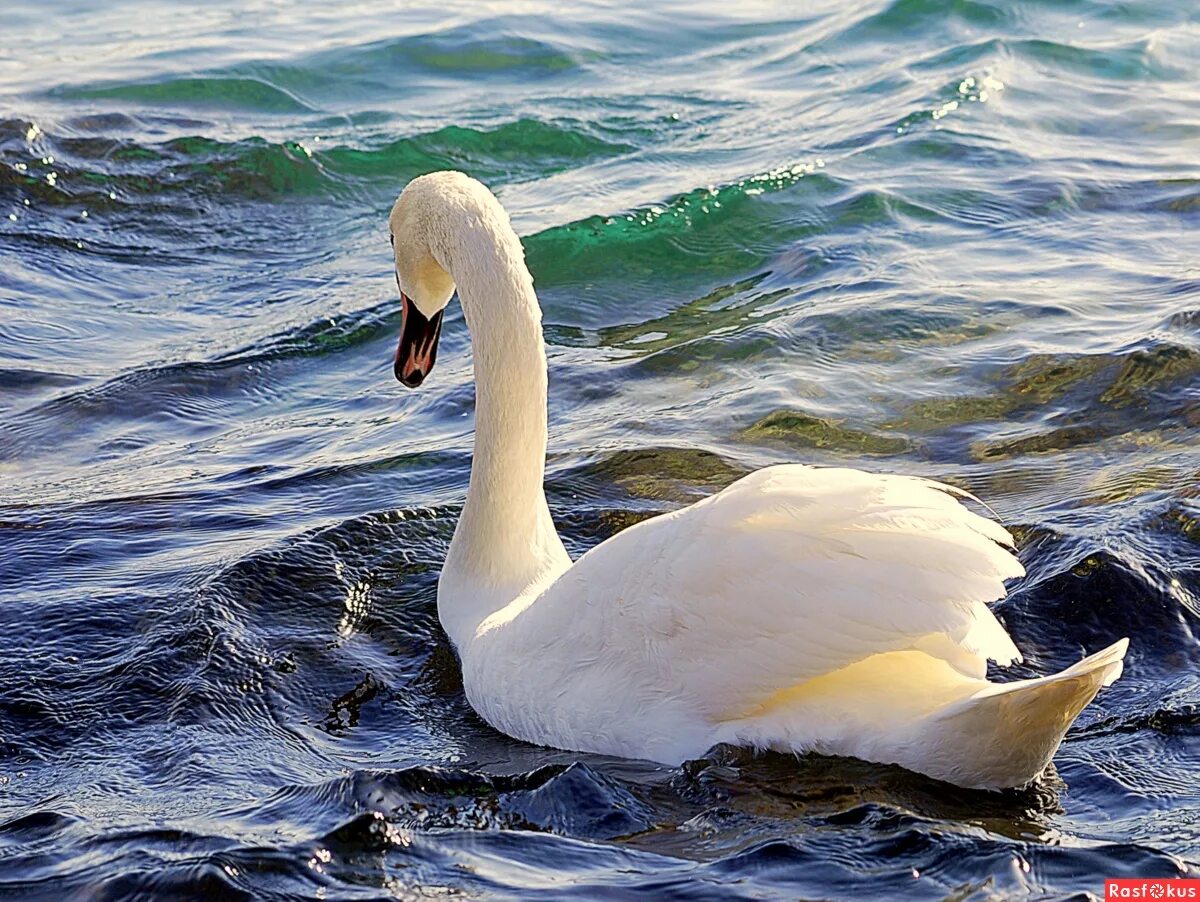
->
[737, 409, 910, 455]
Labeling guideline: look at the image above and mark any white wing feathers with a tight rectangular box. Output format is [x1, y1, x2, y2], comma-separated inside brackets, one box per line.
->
[551, 464, 1025, 722]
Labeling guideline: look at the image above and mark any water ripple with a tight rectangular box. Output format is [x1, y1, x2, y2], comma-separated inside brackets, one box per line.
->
[1, 0, 1198, 897]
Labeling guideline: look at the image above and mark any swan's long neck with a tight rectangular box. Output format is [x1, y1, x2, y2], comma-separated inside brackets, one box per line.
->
[437, 205, 569, 648]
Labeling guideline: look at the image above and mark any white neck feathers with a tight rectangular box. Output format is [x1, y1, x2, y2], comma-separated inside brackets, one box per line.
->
[429, 180, 569, 648]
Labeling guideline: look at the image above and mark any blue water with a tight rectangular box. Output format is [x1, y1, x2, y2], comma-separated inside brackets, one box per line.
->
[2, 1, 1198, 897]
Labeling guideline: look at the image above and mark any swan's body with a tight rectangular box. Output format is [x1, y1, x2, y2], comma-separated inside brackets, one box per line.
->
[388, 171, 1127, 790]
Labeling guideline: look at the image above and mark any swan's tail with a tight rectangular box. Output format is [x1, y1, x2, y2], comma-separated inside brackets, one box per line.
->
[916, 637, 1129, 790]
[724, 639, 1128, 790]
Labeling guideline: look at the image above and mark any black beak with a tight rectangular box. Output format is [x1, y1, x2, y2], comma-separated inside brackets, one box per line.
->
[394, 294, 444, 388]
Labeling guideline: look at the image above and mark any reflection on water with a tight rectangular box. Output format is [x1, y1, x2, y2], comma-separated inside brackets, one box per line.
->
[1, 0, 1198, 896]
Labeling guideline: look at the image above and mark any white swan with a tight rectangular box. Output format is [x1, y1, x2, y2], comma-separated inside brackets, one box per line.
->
[387, 170, 1128, 790]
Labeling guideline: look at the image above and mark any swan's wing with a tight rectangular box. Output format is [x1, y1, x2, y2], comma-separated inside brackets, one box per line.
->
[542, 464, 1025, 722]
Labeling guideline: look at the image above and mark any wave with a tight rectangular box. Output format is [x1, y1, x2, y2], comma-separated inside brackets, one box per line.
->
[49, 21, 586, 116]
[0, 116, 635, 215]
[55, 76, 317, 114]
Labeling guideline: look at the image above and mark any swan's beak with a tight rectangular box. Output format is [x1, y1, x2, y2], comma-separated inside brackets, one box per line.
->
[394, 293, 444, 388]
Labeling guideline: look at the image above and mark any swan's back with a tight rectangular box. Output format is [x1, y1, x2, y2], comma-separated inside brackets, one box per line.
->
[545, 464, 1024, 695]
[462, 464, 1124, 788]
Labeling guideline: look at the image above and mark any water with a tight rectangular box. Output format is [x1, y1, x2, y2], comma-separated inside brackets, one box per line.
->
[1, 0, 1198, 897]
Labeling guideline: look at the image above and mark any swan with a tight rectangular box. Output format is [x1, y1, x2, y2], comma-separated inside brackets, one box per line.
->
[386, 170, 1128, 790]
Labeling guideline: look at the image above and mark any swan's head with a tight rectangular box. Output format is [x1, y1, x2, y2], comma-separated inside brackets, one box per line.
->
[387, 174, 460, 388]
